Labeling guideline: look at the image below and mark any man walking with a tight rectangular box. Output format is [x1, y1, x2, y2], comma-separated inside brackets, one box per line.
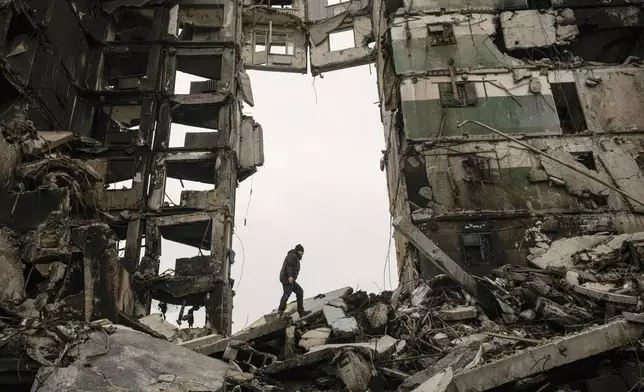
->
[278, 244, 311, 318]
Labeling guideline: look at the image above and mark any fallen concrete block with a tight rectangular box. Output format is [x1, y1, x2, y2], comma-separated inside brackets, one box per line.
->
[433, 332, 450, 348]
[138, 314, 177, 341]
[573, 285, 638, 305]
[299, 327, 331, 351]
[449, 318, 644, 392]
[331, 316, 360, 338]
[364, 303, 390, 329]
[439, 306, 477, 321]
[323, 303, 347, 325]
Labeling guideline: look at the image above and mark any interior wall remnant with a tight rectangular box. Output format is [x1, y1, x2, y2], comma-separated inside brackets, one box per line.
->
[310, 13, 375, 74]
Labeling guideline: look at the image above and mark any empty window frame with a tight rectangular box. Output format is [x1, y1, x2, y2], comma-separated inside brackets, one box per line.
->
[551, 82, 587, 134]
[462, 155, 493, 183]
[329, 29, 355, 51]
[254, 32, 295, 55]
[101, 52, 149, 90]
[461, 232, 497, 265]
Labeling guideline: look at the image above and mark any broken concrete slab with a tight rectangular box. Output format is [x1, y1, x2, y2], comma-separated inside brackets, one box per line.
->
[323, 303, 347, 325]
[531, 234, 609, 269]
[35, 327, 230, 392]
[448, 318, 644, 392]
[439, 306, 477, 321]
[138, 313, 178, 341]
[573, 285, 638, 305]
[310, 335, 400, 359]
[413, 367, 453, 392]
[299, 327, 331, 351]
[251, 287, 353, 327]
[264, 345, 376, 375]
[398, 348, 477, 392]
[183, 316, 291, 356]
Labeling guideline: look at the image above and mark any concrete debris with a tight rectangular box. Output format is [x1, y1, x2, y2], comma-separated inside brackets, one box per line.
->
[299, 327, 331, 351]
[439, 306, 477, 321]
[364, 302, 390, 328]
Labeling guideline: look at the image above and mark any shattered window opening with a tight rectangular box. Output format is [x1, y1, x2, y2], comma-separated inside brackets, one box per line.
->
[438, 82, 478, 108]
[571, 152, 597, 171]
[462, 155, 493, 183]
[461, 231, 497, 265]
[102, 52, 149, 91]
[551, 82, 587, 134]
[427, 23, 456, 46]
[329, 29, 355, 52]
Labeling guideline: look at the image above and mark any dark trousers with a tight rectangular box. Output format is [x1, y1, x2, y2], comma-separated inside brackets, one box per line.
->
[278, 281, 304, 312]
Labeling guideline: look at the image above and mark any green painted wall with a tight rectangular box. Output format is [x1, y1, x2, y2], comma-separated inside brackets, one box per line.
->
[402, 95, 561, 139]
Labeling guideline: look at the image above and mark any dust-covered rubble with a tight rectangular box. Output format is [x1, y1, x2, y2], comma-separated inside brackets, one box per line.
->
[4, 231, 644, 391]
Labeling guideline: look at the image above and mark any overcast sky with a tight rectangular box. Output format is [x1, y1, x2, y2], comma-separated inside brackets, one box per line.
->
[157, 63, 396, 332]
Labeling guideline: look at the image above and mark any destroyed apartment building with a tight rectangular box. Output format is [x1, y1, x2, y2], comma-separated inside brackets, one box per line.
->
[5, 0, 644, 391]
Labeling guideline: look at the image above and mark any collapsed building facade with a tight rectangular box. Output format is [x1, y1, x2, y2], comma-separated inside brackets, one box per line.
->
[376, 0, 644, 281]
[5, 0, 644, 391]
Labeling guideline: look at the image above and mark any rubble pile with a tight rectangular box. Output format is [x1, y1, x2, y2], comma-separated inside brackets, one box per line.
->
[4, 232, 644, 391]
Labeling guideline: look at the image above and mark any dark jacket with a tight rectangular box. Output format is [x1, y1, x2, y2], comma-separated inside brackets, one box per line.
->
[279, 249, 301, 283]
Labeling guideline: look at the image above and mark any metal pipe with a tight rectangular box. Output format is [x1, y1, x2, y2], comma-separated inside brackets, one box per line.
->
[456, 120, 644, 208]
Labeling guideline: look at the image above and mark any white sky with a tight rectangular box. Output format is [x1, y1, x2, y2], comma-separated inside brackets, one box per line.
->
[155, 63, 396, 333]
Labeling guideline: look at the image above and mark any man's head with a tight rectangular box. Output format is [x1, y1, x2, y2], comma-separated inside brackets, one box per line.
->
[295, 244, 304, 256]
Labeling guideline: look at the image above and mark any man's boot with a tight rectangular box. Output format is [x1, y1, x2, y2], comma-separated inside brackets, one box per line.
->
[298, 309, 311, 318]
